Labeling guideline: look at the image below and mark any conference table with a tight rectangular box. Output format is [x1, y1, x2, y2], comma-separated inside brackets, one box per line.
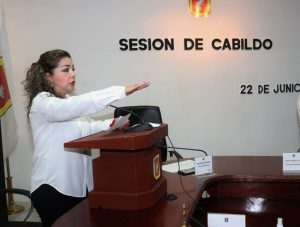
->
[53, 156, 300, 227]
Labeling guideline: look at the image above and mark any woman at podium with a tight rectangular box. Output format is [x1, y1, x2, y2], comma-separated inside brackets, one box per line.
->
[22, 49, 150, 227]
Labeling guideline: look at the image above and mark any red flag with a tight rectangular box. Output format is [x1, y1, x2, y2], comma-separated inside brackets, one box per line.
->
[0, 54, 17, 158]
[0, 56, 12, 117]
[0, 8, 18, 159]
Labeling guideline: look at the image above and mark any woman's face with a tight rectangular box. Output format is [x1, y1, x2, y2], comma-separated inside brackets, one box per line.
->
[46, 57, 76, 96]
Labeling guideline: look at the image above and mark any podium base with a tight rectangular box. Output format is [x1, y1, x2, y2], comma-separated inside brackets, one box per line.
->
[89, 176, 167, 210]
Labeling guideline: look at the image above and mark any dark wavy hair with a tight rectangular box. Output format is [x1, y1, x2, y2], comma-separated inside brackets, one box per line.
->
[22, 49, 71, 117]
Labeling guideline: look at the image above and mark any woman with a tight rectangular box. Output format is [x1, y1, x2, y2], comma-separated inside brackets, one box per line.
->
[23, 49, 149, 226]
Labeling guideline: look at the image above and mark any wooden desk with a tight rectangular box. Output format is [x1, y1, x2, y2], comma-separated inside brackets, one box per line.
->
[53, 156, 300, 227]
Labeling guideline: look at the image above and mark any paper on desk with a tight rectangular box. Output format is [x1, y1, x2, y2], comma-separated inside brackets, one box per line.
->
[107, 113, 131, 132]
[149, 123, 160, 128]
[162, 160, 195, 173]
[129, 122, 160, 128]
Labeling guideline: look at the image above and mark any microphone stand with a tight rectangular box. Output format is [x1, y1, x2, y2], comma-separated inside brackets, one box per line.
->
[188, 216, 206, 227]
[156, 137, 208, 221]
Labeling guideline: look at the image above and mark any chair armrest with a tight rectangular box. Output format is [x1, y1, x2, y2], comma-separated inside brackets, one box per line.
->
[0, 188, 31, 199]
[0, 188, 33, 222]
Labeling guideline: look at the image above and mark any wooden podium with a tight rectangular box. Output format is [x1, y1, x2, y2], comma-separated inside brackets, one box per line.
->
[64, 124, 168, 211]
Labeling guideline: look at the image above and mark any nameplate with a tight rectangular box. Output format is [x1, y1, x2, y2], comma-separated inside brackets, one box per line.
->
[195, 155, 213, 175]
[207, 213, 246, 227]
[283, 153, 300, 172]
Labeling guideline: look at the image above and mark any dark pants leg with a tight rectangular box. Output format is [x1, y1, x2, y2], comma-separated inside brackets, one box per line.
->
[31, 184, 86, 227]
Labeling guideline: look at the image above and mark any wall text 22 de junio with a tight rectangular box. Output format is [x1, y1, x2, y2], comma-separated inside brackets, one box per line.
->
[240, 84, 300, 95]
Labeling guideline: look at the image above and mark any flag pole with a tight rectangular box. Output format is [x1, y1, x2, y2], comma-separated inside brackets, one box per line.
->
[5, 157, 24, 214]
[0, 119, 8, 221]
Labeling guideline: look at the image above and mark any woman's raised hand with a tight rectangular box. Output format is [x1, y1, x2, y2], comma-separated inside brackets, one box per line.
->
[125, 81, 150, 95]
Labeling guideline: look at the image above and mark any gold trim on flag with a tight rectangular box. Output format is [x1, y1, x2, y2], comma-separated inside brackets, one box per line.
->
[0, 56, 5, 66]
[0, 98, 12, 117]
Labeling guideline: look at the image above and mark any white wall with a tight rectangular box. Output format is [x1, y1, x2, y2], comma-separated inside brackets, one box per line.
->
[1, 0, 300, 191]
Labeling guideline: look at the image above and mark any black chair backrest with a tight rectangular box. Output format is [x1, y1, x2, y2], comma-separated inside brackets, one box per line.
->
[114, 106, 167, 162]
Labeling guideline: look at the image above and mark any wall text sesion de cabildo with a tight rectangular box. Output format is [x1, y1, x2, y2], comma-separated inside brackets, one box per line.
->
[119, 38, 272, 51]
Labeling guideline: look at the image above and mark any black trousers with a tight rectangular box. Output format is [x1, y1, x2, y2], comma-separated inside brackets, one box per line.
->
[31, 184, 87, 227]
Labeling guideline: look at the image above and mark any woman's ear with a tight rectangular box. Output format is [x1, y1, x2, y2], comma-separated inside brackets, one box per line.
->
[44, 72, 53, 83]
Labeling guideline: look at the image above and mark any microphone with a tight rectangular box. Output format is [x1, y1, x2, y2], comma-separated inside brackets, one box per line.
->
[156, 144, 208, 157]
[109, 104, 153, 133]
[156, 135, 207, 159]
[155, 144, 184, 159]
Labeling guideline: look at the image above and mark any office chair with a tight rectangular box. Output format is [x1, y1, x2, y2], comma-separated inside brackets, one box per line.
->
[114, 106, 169, 161]
[0, 188, 42, 227]
[114, 105, 184, 161]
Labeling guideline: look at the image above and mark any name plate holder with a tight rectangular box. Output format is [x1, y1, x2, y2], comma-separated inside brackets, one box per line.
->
[208, 213, 246, 227]
[283, 153, 300, 172]
[195, 155, 213, 175]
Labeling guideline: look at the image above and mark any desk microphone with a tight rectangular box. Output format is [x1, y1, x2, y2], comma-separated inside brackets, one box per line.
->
[109, 104, 153, 133]
[156, 144, 208, 157]
[155, 144, 184, 159]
